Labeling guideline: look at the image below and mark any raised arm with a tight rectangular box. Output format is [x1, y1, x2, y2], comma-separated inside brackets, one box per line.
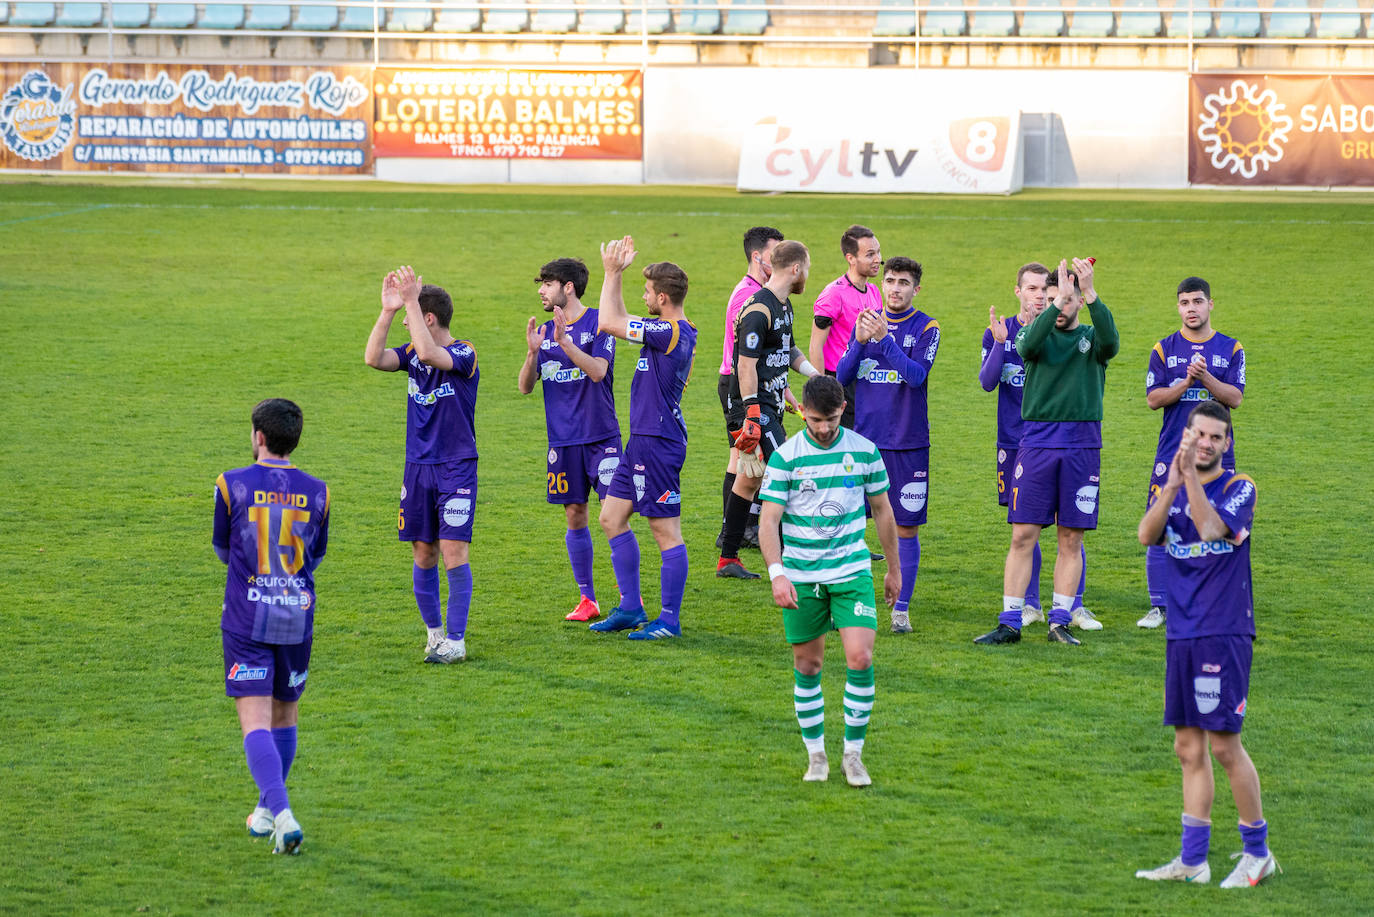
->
[364, 270, 404, 371]
[1074, 257, 1119, 361]
[397, 265, 454, 371]
[597, 235, 637, 340]
[979, 312, 1007, 392]
[517, 316, 548, 394]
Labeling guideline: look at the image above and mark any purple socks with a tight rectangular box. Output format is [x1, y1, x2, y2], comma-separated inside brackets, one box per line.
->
[609, 530, 643, 611]
[658, 544, 688, 626]
[258, 725, 297, 808]
[244, 729, 289, 816]
[413, 564, 441, 629]
[565, 526, 596, 601]
[446, 564, 472, 640]
[1240, 820, 1269, 858]
[1025, 542, 1042, 608]
[893, 535, 920, 613]
[1181, 814, 1211, 866]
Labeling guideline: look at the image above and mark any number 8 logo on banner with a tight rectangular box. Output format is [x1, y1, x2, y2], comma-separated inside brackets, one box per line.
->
[950, 116, 1010, 172]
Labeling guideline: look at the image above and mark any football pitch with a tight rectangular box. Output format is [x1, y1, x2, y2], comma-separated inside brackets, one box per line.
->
[1, 177, 1370, 915]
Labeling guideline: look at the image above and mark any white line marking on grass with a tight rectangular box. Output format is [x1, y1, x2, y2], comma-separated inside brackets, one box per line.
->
[0, 203, 112, 227]
[2, 199, 1373, 227]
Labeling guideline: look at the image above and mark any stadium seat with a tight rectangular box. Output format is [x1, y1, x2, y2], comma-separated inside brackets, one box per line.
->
[530, 0, 576, 30]
[1215, 0, 1260, 36]
[1116, 0, 1162, 36]
[873, 0, 916, 36]
[722, 0, 767, 34]
[245, 2, 292, 26]
[625, 2, 671, 33]
[291, 3, 339, 28]
[336, 2, 378, 28]
[1068, 0, 1114, 36]
[482, 0, 529, 31]
[678, 0, 721, 34]
[970, 0, 1015, 35]
[433, 3, 480, 29]
[386, 2, 433, 29]
[1315, 0, 1361, 37]
[1163, 0, 1210, 36]
[1020, 0, 1066, 36]
[148, 2, 195, 25]
[1265, 0, 1311, 36]
[57, 2, 104, 25]
[577, 0, 624, 32]
[110, 2, 150, 25]
[10, 2, 56, 24]
[922, 0, 967, 36]
[198, 3, 245, 27]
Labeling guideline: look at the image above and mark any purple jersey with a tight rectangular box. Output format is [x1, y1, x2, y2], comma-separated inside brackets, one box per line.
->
[626, 316, 697, 443]
[1148, 329, 1245, 465]
[813, 275, 883, 372]
[214, 459, 330, 644]
[389, 340, 479, 463]
[835, 308, 940, 450]
[535, 307, 619, 447]
[1158, 468, 1257, 640]
[979, 317, 1028, 449]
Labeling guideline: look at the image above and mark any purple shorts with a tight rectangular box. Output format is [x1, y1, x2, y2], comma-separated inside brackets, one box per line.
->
[607, 433, 686, 518]
[881, 447, 929, 527]
[1163, 635, 1252, 733]
[547, 436, 621, 505]
[223, 629, 312, 701]
[997, 446, 1018, 507]
[399, 459, 477, 543]
[1007, 446, 1100, 529]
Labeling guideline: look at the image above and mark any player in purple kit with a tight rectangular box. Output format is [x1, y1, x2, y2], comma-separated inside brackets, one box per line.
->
[518, 257, 621, 624]
[979, 262, 1051, 620]
[810, 224, 883, 432]
[1135, 401, 1278, 888]
[588, 234, 696, 640]
[974, 257, 1118, 647]
[717, 226, 785, 550]
[364, 266, 479, 664]
[1139, 277, 1245, 630]
[214, 398, 330, 855]
[835, 256, 939, 634]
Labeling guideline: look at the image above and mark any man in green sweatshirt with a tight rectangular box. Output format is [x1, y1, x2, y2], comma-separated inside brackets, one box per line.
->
[975, 257, 1119, 646]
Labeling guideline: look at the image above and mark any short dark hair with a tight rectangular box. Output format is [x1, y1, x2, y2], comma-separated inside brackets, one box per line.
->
[537, 258, 589, 298]
[418, 284, 453, 329]
[883, 256, 923, 286]
[252, 398, 303, 456]
[643, 261, 688, 305]
[841, 224, 876, 258]
[743, 226, 784, 263]
[802, 374, 845, 415]
[1047, 268, 1080, 292]
[1177, 276, 1211, 299]
[1188, 400, 1232, 438]
[770, 240, 809, 272]
[1017, 262, 1049, 287]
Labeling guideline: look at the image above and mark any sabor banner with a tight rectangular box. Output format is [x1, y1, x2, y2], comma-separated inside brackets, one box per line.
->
[1190, 74, 1374, 186]
[0, 63, 372, 173]
[372, 69, 643, 160]
[736, 112, 1023, 194]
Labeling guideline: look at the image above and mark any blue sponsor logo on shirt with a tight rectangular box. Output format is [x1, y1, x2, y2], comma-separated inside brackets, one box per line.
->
[540, 361, 586, 383]
[1166, 538, 1236, 559]
[228, 663, 269, 681]
[408, 379, 455, 406]
[636, 357, 649, 372]
[863, 368, 902, 384]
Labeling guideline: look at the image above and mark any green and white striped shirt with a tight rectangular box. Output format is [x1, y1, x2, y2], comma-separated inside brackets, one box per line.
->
[759, 427, 889, 584]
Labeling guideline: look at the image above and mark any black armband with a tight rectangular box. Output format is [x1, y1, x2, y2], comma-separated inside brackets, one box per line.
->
[813, 315, 833, 330]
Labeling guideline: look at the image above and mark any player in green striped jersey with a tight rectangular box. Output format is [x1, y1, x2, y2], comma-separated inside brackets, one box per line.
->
[758, 375, 900, 787]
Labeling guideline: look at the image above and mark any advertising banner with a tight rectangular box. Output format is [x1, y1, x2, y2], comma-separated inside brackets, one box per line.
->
[736, 112, 1023, 194]
[0, 63, 372, 173]
[1190, 74, 1374, 186]
[372, 68, 642, 160]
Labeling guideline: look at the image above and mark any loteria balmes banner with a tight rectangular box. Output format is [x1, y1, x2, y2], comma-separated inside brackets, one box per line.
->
[372, 68, 642, 160]
[0, 63, 372, 174]
[1190, 74, 1374, 186]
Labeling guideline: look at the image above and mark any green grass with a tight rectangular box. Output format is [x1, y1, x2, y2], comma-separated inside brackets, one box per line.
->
[1, 178, 1371, 915]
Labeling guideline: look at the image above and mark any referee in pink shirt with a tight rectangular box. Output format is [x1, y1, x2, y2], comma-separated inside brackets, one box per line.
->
[808, 225, 883, 431]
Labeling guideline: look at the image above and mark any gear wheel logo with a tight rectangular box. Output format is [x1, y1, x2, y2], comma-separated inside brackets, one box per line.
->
[1197, 79, 1293, 179]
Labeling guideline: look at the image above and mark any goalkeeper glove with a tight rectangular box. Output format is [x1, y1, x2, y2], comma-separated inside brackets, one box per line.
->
[733, 402, 763, 454]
